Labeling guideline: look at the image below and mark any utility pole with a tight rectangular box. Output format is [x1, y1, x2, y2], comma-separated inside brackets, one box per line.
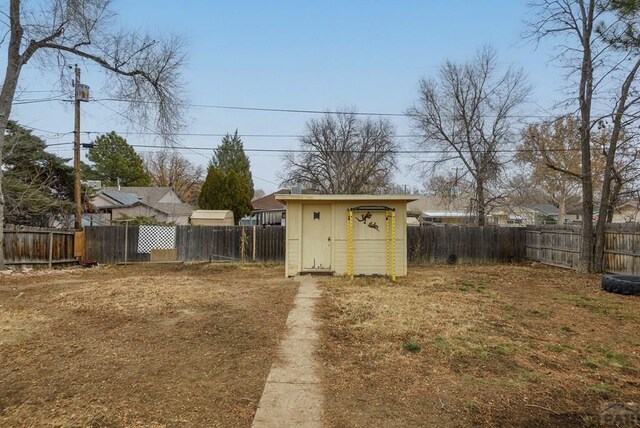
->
[73, 65, 89, 229]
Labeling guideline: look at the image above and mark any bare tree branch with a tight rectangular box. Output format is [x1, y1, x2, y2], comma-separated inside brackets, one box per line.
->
[408, 47, 530, 225]
[280, 111, 398, 194]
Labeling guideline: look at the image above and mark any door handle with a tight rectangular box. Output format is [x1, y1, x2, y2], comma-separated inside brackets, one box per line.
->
[327, 236, 331, 241]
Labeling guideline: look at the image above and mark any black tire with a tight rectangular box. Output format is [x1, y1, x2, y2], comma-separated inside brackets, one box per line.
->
[602, 274, 640, 296]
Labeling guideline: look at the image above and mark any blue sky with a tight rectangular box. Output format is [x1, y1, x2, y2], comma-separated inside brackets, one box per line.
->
[8, 1, 565, 193]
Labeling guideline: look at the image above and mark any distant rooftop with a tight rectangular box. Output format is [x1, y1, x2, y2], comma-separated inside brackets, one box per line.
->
[525, 203, 560, 216]
[102, 186, 172, 205]
[100, 190, 140, 206]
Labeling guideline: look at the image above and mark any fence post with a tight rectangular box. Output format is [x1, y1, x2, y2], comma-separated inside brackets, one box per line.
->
[252, 225, 257, 262]
[124, 222, 129, 265]
[241, 227, 247, 263]
[48, 232, 54, 269]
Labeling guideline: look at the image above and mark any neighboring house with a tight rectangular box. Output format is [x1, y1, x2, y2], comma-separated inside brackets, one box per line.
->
[522, 203, 584, 225]
[251, 189, 288, 226]
[407, 216, 421, 226]
[91, 186, 195, 225]
[251, 188, 320, 226]
[611, 202, 640, 223]
[489, 205, 537, 226]
[492, 203, 583, 226]
[525, 203, 560, 225]
[565, 205, 583, 224]
[407, 195, 475, 224]
[408, 195, 576, 226]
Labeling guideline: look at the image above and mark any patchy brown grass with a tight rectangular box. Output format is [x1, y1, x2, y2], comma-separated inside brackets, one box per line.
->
[0, 263, 297, 427]
[318, 264, 640, 427]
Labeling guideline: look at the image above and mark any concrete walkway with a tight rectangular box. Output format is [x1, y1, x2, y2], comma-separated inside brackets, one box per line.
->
[252, 275, 323, 428]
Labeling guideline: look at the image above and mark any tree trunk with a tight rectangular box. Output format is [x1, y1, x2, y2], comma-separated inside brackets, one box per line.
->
[0, 0, 26, 269]
[476, 181, 485, 226]
[593, 59, 640, 273]
[606, 178, 622, 223]
[580, 161, 594, 273]
[578, 0, 595, 273]
[558, 194, 566, 225]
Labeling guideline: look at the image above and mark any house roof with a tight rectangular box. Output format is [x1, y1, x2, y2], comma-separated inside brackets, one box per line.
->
[190, 210, 233, 220]
[253, 188, 322, 211]
[407, 194, 473, 215]
[252, 189, 289, 211]
[97, 187, 194, 216]
[275, 194, 420, 203]
[525, 203, 560, 216]
[423, 212, 474, 218]
[152, 203, 195, 216]
[100, 190, 141, 206]
[102, 186, 172, 205]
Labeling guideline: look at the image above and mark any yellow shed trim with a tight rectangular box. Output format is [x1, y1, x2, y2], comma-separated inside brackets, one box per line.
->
[275, 194, 419, 277]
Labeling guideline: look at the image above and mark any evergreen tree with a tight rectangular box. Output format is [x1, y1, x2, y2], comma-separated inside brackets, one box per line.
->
[209, 130, 254, 195]
[198, 167, 229, 211]
[3, 121, 75, 226]
[199, 167, 252, 223]
[86, 132, 151, 186]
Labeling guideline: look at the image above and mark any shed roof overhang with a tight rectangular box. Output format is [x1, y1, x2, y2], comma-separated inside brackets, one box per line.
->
[275, 194, 420, 204]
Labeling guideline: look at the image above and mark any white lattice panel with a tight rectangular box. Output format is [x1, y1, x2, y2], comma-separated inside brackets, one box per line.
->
[137, 226, 176, 253]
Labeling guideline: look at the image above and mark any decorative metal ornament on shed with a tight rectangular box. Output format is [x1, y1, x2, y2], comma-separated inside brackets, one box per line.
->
[347, 206, 397, 282]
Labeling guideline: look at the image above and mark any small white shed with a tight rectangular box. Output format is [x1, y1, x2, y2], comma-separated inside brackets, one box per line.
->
[189, 210, 234, 226]
[275, 194, 419, 279]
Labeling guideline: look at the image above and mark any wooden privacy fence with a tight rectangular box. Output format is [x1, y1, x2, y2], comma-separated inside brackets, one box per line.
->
[85, 224, 527, 265]
[3, 225, 76, 268]
[525, 226, 582, 270]
[11, 223, 640, 272]
[84, 225, 285, 264]
[407, 225, 526, 264]
[525, 223, 640, 274]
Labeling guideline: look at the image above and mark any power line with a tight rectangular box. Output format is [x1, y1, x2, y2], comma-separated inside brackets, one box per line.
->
[13, 97, 69, 105]
[93, 99, 210, 161]
[12, 95, 634, 122]
[94, 97, 571, 119]
[45, 141, 585, 154]
[72, 130, 454, 139]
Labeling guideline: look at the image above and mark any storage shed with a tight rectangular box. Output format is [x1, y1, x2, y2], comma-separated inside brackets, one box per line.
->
[189, 210, 234, 226]
[275, 194, 419, 278]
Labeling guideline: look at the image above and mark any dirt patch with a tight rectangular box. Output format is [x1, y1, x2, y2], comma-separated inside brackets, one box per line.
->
[318, 264, 640, 427]
[0, 263, 297, 427]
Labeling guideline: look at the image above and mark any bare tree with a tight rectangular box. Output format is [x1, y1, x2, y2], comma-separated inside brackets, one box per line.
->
[252, 189, 266, 201]
[407, 48, 530, 225]
[280, 112, 398, 194]
[529, 0, 640, 272]
[517, 116, 603, 224]
[143, 151, 203, 205]
[0, 0, 185, 267]
[600, 133, 640, 222]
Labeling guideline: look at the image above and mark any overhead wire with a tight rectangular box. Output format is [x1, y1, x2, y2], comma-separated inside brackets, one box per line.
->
[12, 94, 619, 158]
[92, 99, 210, 161]
[12, 95, 624, 120]
[43, 141, 586, 154]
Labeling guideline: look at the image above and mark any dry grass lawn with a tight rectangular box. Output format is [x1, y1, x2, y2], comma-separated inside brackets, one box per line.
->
[0, 263, 297, 427]
[318, 264, 640, 427]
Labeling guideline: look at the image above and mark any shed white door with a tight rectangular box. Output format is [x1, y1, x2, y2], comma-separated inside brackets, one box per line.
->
[302, 204, 332, 270]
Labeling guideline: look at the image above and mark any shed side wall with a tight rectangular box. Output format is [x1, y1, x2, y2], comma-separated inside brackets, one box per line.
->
[332, 200, 408, 276]
[285, 202, 302, 276]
